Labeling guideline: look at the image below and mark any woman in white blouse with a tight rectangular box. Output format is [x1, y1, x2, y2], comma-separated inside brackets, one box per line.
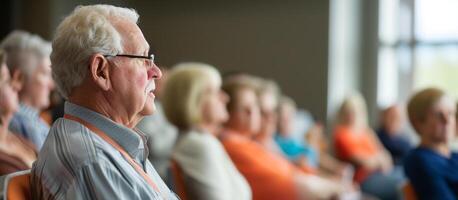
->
[162, 62, 251, 200]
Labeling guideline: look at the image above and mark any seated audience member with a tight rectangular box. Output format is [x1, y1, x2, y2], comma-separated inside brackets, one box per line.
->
[0, 49, 37, 176]
[0, 31, 54, 150]
[334, 93, 403, 200]
[162, 63, 251, 200]
[376, 105, 412, 165]
[276, 96, 319, 172]
[276, 96, 351, 176]
[221, 74, 356, 200]
[404, 88, 458, 200]
[252, 78, 284, 155]
[30, 5, 177, 199]
[290, 109, 314, 142]
[136, 67, 178, 181]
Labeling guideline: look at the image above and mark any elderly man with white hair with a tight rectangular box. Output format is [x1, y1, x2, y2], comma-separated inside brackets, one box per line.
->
[30, 5, 177, 200]
[0, 30, 54, 150]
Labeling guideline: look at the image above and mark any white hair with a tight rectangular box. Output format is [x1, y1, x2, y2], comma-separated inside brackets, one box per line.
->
[51, 4, 139, 99]
[0, 30, 52, 77]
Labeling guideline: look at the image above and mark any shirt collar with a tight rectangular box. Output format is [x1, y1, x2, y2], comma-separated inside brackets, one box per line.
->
[64, 101, 145, 160]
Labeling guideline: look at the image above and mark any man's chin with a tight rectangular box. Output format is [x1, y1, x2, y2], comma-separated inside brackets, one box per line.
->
[140, 103, 156, 116]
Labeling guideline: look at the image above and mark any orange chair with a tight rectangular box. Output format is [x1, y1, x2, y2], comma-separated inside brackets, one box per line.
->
[2, 170, 32, 200]
[170, 160, 188, 200]
[402, 182, 417, 200]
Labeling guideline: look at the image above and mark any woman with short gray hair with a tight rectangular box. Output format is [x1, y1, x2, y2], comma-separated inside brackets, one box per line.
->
[0, 49, 38, 176]
[1, 30, 54, 150]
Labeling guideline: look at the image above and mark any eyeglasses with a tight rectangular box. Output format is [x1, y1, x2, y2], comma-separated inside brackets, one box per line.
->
[103, 54, 155, 66]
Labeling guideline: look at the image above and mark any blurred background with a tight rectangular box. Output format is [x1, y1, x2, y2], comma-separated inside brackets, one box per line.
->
[1, 0, 456, 130]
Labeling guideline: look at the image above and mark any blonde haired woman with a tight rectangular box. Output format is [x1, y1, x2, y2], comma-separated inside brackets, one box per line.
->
[162, 63, 251, 200]
[334, 93, 402, 200]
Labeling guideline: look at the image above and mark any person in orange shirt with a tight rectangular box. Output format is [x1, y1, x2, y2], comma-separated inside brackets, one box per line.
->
[334, 93, 403, 200]
[221, 74, 358, 200]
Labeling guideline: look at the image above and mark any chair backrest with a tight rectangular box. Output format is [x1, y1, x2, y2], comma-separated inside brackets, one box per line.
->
[170, 160, 188, 200]
[402, 182, 417, 200]
[4, 170, 32, 200]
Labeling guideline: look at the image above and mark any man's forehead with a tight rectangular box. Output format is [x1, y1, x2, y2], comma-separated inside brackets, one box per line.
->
[113, 19, 149, 52]
[124, 32, 149, 52]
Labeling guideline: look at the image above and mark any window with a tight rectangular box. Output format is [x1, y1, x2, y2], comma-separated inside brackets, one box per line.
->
[378, 0, 458, 108]
[414, 0, 458, 98]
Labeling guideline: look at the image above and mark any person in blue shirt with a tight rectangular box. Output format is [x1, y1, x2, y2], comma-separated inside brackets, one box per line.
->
[275, 96, 319, 169]
[404, 88, 458, 200]
[0, 30, 54, 150]
[275, 96, 351, 177]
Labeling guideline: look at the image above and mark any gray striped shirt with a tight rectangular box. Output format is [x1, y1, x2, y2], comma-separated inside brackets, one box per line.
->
[31, 102, 178, 200]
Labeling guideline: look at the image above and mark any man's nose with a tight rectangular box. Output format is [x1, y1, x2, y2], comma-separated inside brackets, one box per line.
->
[148, 63, 162, 79]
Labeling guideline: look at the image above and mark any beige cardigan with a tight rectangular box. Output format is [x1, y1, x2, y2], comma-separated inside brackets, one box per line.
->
[172, 130, 251, 200]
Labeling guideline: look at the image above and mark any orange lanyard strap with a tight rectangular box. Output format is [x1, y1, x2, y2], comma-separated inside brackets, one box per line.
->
[63, 114, 161, 194]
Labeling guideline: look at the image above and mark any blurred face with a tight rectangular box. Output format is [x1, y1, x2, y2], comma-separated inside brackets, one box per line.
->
[342, 109, 356, 126]
[383, 106, 404, 135]
[227, 88, 261, 135]
[341, 101, 366, 129]
[109, 20, 162, 118]
[258, 91, 278, 137]
[417, 96, 456, 144]
[21, 57, 54, 110]
[0, 63, 19, 116]
[278, 104, 295, 137]
[201, 84, 229, 128]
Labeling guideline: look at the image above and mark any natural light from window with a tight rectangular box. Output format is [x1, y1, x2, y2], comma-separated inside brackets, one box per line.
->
[415, 0, 458, 41]
[378, 0, 458, 107]
[413, 0, 458, 99]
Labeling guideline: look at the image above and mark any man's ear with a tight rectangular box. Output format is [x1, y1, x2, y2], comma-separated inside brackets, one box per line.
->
[89, 54, 111, 91]
[10, 69, 24, 91]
